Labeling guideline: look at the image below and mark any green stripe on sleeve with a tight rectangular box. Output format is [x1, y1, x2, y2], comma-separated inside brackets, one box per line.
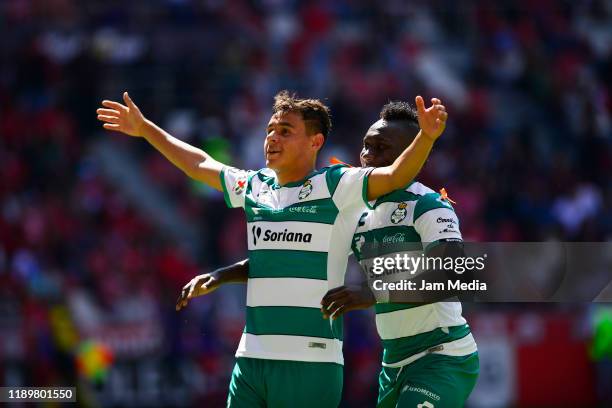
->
[219, 166, 233, 208]
[324, 164, 347, 197]
[413, 193, 455, 222]
[362, 168, 374, 209]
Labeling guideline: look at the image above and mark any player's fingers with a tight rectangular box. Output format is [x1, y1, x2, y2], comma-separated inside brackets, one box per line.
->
[321, 286, 347, 303]
[97, 108, 120, 116]
[97, 115, 120, 123]
[180, 297, 190, 310]
[322, 293, 350, 311]
[103, 123, 121, 131]
[176, 291, 188, 311]
[321, 291, 349, 308]
[330, 305, 346, 320]
[435, 105, 446, 112]
[431, 97, 441, 105]
[187, 283, 197, 299]
[439, 111, 448, 121]
[102, 100, 127, 112]
[123, 91, 138, 110]
[415, 95, 426, 115]
[182, 280, 194, 292]
[321, 301, 344, 318]
[188, 276, 207, 298]
[177, 285, 190, 304]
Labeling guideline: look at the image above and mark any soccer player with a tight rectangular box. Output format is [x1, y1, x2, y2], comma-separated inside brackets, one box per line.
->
[321, 101, 479, 407]
[98, 91, 447, 407]
[180, 101, 478, 407]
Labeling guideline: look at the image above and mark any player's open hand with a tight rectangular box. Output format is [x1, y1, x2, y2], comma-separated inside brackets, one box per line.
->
[321, 285, 375, 320]
[176, 272, 220, 311]
[97, 91, 147, 137]
[415, 95, 447, 141]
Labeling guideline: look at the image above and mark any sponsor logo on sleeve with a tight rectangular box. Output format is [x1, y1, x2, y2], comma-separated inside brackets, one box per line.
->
[436, 217, 456, 224]
[233, 178, 247, 195]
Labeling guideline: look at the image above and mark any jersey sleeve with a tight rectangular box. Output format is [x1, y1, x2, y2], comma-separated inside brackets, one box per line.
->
[327, 165, 374, 211]
[413, 193, 463, 251]
[219, 166, 256, 209]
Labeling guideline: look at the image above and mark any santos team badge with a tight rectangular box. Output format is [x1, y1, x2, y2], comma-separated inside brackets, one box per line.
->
[390, 202, 408, 224]
[298, 180, 313, 200]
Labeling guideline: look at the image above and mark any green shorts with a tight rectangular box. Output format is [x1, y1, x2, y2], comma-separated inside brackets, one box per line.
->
[227, 357, 343, 408]
[377, 352, 479, 408]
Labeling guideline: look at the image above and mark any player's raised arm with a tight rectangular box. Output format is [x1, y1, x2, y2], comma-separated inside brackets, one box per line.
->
[97, 92, 225, 191]
[366, 96, 447, 200]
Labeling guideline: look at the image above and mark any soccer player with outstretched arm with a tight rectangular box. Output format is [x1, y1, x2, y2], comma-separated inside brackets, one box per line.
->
[97, 91, 447, 407]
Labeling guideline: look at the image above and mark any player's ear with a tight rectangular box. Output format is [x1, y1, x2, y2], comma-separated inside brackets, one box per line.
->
[311, 133, 325, 151]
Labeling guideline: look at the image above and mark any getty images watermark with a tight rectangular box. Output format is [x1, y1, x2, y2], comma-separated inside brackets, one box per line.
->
[362, 242, 612, 303]
[369, 252, 488, 292]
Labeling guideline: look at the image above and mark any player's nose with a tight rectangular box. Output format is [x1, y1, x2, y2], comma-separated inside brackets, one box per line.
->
[266, 130, 280, 143]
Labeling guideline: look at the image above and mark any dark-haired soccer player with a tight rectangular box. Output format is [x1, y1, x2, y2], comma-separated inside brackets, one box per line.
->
[98, 91, 447, 407]
[179, 101, 478, 407]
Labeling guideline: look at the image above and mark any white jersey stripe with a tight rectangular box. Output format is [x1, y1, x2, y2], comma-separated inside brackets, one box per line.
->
[247, 221, 332, 252]
[375, 302, 467, 340]
[246, 278, 329, 308]
[235, 333, 344, 364]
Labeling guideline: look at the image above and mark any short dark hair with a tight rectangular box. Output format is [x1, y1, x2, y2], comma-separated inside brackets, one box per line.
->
[273, 90, 332, 140]
[379, 101, 419, 131]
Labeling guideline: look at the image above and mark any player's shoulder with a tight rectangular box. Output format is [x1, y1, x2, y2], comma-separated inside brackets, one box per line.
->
[411, 182, 456, 222]
[322, 163, 365, 194]
[372, 181, 430, 207]
[321, 163, 350, 178]
[250, 167, 276, 184]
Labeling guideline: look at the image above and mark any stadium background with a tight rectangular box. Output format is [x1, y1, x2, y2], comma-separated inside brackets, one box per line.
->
[1, 0, 611, 406]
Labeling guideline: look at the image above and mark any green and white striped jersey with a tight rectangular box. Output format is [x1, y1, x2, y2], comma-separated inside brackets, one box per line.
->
[220, 164, 373, 365]
[351, 181, 477, 368]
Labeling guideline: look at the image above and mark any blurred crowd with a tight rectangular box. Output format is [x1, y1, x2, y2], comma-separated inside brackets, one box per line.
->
[1, 0, 611, 406]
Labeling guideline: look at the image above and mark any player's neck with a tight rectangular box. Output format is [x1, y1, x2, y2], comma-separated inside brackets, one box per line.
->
[275, 164, 317, 186]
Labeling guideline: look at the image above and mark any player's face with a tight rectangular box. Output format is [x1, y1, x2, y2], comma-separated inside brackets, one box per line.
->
[360, 119, 412, 168]
[264, 111, 321, 172]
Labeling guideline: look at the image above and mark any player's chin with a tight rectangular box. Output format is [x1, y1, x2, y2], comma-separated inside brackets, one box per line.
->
[362, 159, 382, 168]
[265, 157, 280, 169]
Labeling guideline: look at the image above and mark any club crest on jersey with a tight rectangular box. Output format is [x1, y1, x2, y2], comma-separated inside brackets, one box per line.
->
[390, 202, 408, 224]
[298, 180, 313, 200]
[233, 177, 247, 195]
